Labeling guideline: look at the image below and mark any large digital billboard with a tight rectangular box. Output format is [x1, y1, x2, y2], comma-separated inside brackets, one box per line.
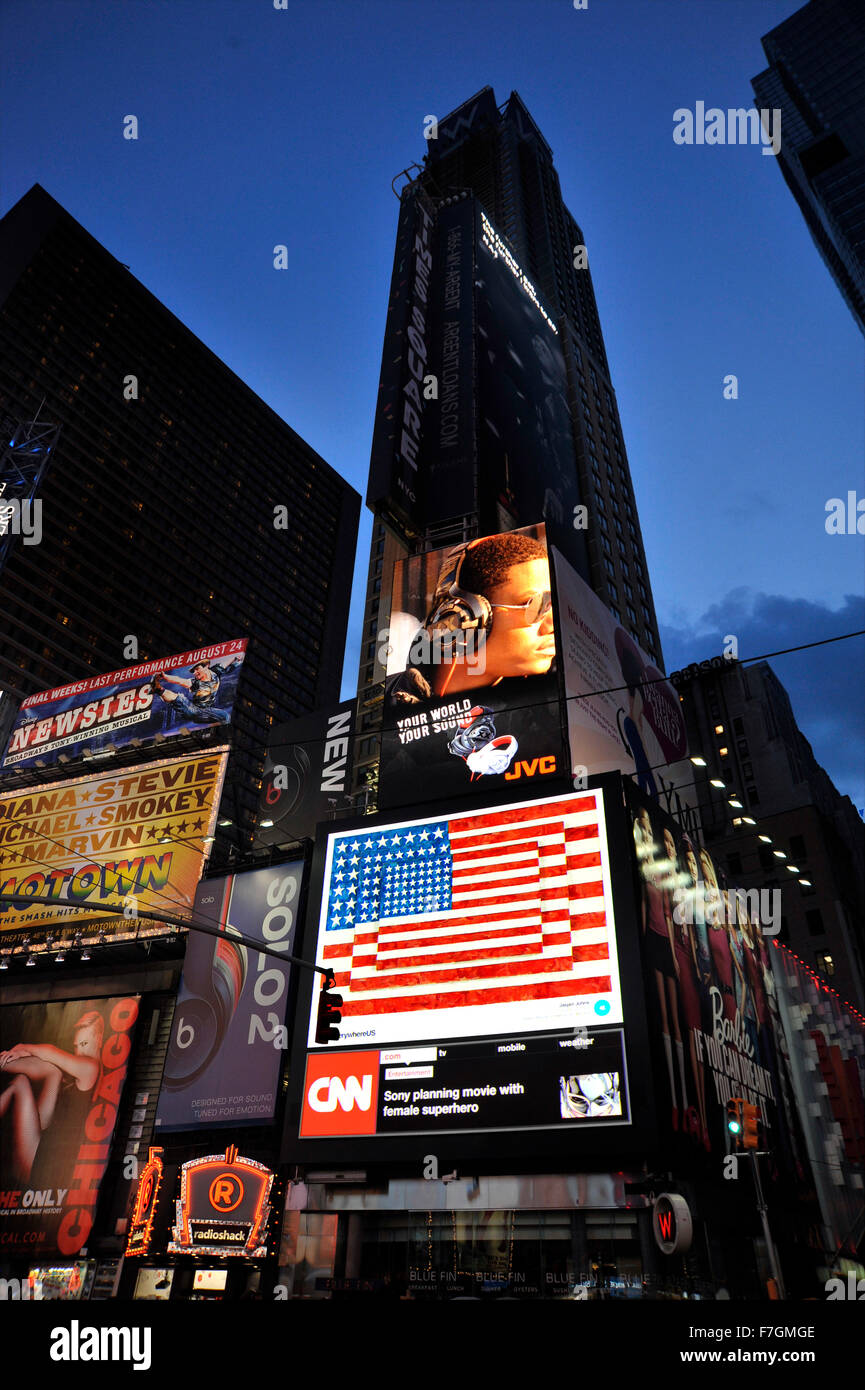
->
[307, 787, 624, 1049]
[2, 639, 246, 771]
[379, 524, 566, 809]
[155, 861, 304, 1131]
[552, 547, 696, 829]
[0, 750, 228, 943]
[257, 701, 355, 846]
[0, 994, 139, 1255]
[626, 780, 803, 1171]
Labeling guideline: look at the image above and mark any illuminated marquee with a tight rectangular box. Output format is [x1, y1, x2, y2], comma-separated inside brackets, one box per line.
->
[168, 1146, 273, 1258]
[125, 1147, 164, 1257]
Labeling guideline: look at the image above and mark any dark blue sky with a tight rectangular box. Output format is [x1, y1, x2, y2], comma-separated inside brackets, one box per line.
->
[2, 0, 863, 809]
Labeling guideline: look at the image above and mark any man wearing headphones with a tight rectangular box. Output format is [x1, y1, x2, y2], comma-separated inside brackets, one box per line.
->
[382, 531, 560, 795]
[386, 531, 556, 710]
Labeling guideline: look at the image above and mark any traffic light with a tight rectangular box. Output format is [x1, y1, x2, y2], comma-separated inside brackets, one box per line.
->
[315, 970, 343, 1045]
[743, 1102, 760, 1150]
[726, 1097, 744, 1146]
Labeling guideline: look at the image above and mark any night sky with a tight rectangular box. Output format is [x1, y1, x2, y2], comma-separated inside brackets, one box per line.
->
[2, 0, 862, 810]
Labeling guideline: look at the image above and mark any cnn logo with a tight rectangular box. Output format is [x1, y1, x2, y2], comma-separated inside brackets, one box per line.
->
[300, 1052, 379, 1136]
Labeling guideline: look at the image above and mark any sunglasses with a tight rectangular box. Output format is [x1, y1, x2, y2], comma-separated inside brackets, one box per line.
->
[490, 590, 553, 625]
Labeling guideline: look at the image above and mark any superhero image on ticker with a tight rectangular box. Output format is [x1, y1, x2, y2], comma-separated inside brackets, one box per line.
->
[379, 525, 566, 809]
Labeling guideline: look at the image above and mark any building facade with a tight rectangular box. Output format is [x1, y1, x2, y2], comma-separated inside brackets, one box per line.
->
[353, 89, 665, 797]
[0, 184, 359, 860]
[752, 0, 865, 336]
[671, 656, 865, 1011]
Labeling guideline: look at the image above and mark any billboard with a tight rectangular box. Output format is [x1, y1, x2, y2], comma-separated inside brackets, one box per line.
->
[0, 994, 139, 1254]
[626, 781, 801, 1166]
[306, 787, 624, 1050]
[552, 547, 696, 828]
[257, 701, 355, 845]
[379, 524, 566, 809]
[155, 860, 304, 1130]
[0, 750, 228, 943]
[2, 639, 246, 771]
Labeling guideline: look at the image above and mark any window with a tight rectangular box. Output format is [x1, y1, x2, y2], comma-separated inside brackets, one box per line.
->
[626, 604, 637, 624]
[790, 834, 807, 861]
[602, 535, 612, 554]
[815, 951, 835, 976]
[805, 909, 825, 937]
[608, 582, 618, 600]
[609, 604, 621, 621]
[746, 786, 759, 806]
[726, 852, 742, 875]
[733, 717, 745, 735]
[604, 557, 615, 579]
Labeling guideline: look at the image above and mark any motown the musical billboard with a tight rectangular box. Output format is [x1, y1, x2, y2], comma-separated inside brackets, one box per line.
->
[0, 751, 227, 944]
[2, 639, 246, 772]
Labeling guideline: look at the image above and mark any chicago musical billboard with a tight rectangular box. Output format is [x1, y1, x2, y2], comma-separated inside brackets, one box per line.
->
[379, 524, 566, 810]
[0, 750, 228, 944]
[155, 861, 304, 1131]
[0, 994, 139, 1255]
[2, 639, 246, 771]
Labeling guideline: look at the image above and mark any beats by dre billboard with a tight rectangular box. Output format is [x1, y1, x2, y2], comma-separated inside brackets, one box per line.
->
[257, 700, 355, 846]
[155, 861, 304, 1131]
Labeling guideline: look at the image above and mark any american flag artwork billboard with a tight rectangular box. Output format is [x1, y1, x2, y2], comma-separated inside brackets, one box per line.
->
[307, 788, 623, 1048]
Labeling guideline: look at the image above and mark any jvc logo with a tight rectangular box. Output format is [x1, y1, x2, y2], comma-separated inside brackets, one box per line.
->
[307, 1074, 373, 1112]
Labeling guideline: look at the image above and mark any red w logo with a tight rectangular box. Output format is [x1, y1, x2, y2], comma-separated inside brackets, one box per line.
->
[657, 1210, 673, 1241]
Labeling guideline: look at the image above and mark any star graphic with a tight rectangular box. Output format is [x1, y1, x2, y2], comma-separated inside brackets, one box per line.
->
[147, 827, 159, 840]
[177, 821, 188, 835]
[419, 829, 429, 841]
[434, 827, 445, 838]
[193, 818, 204, 831]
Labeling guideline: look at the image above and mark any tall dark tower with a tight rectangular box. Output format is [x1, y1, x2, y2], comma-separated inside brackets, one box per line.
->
[355, 88, 664, 794]
[752, 0, 865, 336]
[0, 185, 360, 856]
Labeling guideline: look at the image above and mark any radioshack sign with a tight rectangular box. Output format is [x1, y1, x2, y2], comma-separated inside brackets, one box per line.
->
[300, 1052, 380, 1137]
[168, 1146, 273, 1258]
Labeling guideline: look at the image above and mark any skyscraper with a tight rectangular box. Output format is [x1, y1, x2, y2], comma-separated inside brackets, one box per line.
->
[0, 185, 360, 856]
[752, 0, 865, 336]
[355, 88, 664, 795]
[671, 654, 865, 1009]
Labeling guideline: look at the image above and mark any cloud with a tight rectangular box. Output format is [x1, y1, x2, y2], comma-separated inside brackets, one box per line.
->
[660, 589, 865, 812]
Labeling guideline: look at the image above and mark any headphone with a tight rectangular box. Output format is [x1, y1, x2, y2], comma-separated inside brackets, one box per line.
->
[422, 541, 493, 656]
[161, 907, 248, 1092]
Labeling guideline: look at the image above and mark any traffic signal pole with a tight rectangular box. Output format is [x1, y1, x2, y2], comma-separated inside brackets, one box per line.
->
[749, 1150, 786, 1300]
